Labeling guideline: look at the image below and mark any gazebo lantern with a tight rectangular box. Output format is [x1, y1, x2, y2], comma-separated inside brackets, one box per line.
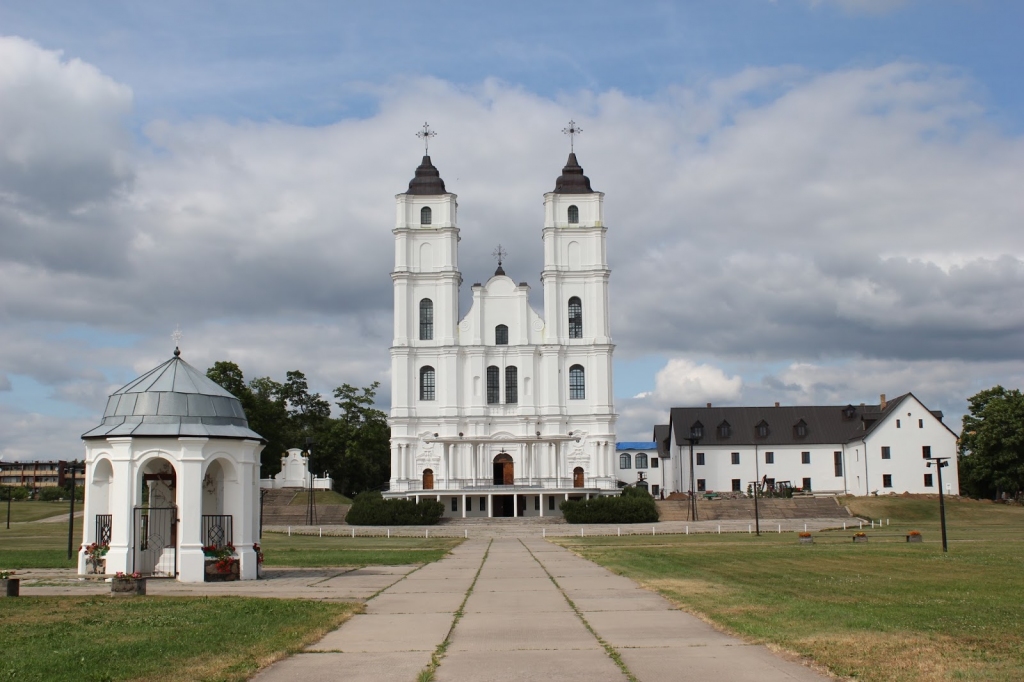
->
[78, 348, 265, 582]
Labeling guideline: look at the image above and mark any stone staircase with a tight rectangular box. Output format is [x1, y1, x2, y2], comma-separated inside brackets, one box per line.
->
[657, 497, 851, 521]
[261, 488, 350, 525]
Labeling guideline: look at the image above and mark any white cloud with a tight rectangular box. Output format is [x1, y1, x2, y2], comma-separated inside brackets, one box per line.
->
[2, 37, 1024, 457]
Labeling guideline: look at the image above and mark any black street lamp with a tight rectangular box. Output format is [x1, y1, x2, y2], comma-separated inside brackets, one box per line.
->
[684, 433, 700, 522]
[65, 461, 83, 560]
[4, 485, 11, 530]
[926, 456, 951, 552]
[304, 437, 318, 526]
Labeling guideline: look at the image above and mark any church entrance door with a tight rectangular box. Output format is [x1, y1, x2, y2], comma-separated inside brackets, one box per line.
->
[573, 467, 585, 488]
[493, 495, 515, 517]
[422, 469, 434, 490]
[492, 453, 514, 486]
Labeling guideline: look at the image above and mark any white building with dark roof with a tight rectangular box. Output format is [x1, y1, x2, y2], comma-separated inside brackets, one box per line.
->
[659, 393, 959, 497]
[387, 145, 617, 517]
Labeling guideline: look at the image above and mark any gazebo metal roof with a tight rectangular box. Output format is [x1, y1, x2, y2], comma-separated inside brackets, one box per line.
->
[82, 350, 264, 441]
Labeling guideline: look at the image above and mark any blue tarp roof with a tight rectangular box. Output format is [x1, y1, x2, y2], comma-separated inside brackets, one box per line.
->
[616, 441, 657, 450]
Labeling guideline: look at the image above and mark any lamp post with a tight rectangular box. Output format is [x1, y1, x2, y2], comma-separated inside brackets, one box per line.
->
[65, 461, 82, 560]
[5, 485, 11, 529]
[926, 456, 950, 552]
[753, 445, 760, 536]
[684, 435, 700, 521]
[304, 437, 317, 526]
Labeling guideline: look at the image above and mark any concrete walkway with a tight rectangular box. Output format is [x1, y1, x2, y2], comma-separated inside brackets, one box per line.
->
[254, 538, 827, 682]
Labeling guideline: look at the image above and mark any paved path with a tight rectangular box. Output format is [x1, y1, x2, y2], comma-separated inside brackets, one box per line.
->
[254, 538, 827, 682]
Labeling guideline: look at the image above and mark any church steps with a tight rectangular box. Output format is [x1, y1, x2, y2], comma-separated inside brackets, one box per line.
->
[656, 497, 850, 521]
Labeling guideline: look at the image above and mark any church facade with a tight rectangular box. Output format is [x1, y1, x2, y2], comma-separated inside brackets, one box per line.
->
[387, 149, 617, 517]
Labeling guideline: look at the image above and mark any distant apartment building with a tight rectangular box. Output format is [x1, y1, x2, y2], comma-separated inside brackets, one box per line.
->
[0, 460, 85, 490]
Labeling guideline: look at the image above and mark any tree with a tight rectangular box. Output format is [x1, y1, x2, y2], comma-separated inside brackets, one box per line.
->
[959, 386, 1024, 499]
[206, 362, 390, 495]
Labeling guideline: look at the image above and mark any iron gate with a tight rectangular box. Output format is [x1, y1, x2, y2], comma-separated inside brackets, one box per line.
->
[133, 506, 177, 577]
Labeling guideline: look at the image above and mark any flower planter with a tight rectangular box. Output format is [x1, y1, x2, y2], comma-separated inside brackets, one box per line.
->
[3, 578, 19, 597]
[86, 558, 107, 575]
[906, 534, 923, 543]
[798, 536, 814, 544]
[853, 536, 868, 543]
[204, 559, 240, 582]
[111, 578, 146, 596]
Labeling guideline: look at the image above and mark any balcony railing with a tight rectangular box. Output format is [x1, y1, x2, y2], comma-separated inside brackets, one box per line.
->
[201, 515, 233, 548]
[395, 477, 610, 493]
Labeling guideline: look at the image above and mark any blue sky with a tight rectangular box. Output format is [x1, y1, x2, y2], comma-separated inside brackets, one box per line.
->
[2, 0, 1023, 459]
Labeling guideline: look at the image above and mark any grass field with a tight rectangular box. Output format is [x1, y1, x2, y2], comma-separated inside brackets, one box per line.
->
[0, 596, 358, 682]
[260, 532, 461, 566]
[286, 489, 352, 506]
[1, 500, 78, 523]
[556, 496, 1024, 682]
[0, 516, 82, 569]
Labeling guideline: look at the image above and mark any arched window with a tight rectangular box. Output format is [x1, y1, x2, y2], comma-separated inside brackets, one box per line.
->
[505, 366, 518, 404]
[419, 366, 435, 400]
[486, 365, 500, 404]
[620, 453, 632, 469]
[419, 299, 433, 340]
[636, 453, 648, 469]
[420, 206, 432, 225]
[568, 297, 583, 339]
[495, 324, 508, 345]
[569, 364, 585, 400]
[568, 205, 579, 224]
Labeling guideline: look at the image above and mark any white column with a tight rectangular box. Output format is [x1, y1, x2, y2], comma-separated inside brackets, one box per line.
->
[487, 493, 493, 518]
[513, 493, 518, 517]
[539, 493, 544, 518]
[461, 494, 466, 518]
[178, 437, 209, 583]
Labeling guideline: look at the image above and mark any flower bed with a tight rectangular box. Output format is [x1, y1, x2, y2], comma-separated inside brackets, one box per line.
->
[203, 544, 239, 582]
[906, 530, 923, 543]
[798, 532, 813, 544]
[853, 532, 868, 543]
[83, 542, 109, 574]
[111, 572, 145, 596]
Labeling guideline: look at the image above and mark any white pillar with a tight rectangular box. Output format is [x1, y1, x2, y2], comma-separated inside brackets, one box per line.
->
[178, 438, 209, 583]
[539, 494, 544, 517]
[513, 493, 518, 517]
[487, 493, 493, 518]
[461, 494, 466, 518]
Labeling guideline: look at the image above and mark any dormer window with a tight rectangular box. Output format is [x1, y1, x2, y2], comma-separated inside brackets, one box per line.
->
[568, 205, 579, 224]
[495, 324, 508, 345]
[755, 420, 770, 438]
[690, 421, 704, 440]
[420, 206, 432, 225]
[717, 421, 731, 439]
[794, 419, 808, 438]
[842, 405, 856, 420]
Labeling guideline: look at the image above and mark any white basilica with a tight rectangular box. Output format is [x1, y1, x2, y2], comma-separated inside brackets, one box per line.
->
[387, 143, 617, 518]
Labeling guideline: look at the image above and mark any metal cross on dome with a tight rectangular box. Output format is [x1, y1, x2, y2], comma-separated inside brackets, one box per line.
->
[171, 324, 183, 354]
[416, 122, 437, 155]
[562, 120, 582, 152]
[492, 244, 508, 268]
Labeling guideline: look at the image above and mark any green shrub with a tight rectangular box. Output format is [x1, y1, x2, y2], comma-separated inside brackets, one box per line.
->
[344, 490, 445, 525]
[37, 486, 85, 502]
[560, 486, 659, 524]
[1, 486, 30, 501]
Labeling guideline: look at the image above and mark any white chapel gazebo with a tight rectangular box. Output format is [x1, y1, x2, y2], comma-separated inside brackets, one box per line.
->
[79, 348, 265, 582]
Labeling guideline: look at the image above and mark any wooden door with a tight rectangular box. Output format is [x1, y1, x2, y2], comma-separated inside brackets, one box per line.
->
[423, 469, 434, 490]
[503, 462, 514, 486]
[573, 467, 584, 488]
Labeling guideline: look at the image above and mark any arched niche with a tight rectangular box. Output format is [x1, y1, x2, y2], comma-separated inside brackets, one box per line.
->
[90, 457, 114, 517]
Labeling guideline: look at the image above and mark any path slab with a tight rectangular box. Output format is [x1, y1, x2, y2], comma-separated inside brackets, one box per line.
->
[308, 612, 453, 652]
[449, 610, 598, 652]
[252, 652, 428, 682]
[435, 649, 625, 682]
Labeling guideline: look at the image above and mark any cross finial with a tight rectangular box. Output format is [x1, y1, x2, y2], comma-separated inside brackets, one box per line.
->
[492, 244, 508, 267]
[171, 324, 183, 356]
[562, 120, 582, 152]
[416, 122, 437, 155]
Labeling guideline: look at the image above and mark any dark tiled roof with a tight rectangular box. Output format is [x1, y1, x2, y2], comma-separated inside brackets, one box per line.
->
[653, 425, 671, 458]
[406, 155, 447, 195]
[668, 394, 917, 448]
[552, 153, 596, 194]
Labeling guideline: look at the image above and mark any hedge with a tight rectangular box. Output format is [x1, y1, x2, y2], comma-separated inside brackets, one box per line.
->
[344, 490, 445, 525]
[560, 486, 659, 524]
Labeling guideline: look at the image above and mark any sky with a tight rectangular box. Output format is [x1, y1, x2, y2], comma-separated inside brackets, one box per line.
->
[2, 0, 1023, 460]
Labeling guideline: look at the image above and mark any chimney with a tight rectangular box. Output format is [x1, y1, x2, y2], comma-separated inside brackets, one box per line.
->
[774, 402, 780, 408]
[880, 394, 887, 411]
[706, 403, 712, 408]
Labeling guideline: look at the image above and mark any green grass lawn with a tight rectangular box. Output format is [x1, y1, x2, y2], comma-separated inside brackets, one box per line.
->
[260, 532, 461, 566]
[0, 596, 358, 682]
[0, 517, 82, 569]
[1, 500, 78, 523]
[556, 496, 1024, 682]
[286, 489, 352, 506]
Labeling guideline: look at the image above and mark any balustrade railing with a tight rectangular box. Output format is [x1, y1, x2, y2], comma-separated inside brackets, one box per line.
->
[201, 515, 233, 548]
